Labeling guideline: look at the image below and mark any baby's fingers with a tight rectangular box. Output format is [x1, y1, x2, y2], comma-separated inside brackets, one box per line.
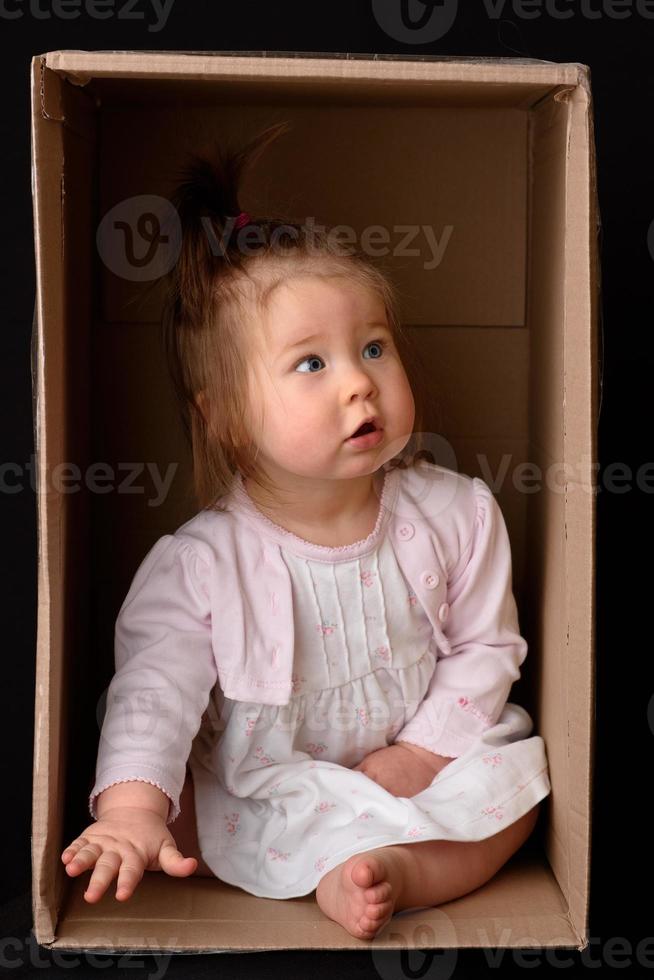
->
[61, 837, 88, 865]
[158, 840, 197, 877]
[63, 840, 142, 903]
[84, 850, 144, 903]
[113, 855, 146, 901]
[63, 838, 103, 876]
[81, 849, 123, 903]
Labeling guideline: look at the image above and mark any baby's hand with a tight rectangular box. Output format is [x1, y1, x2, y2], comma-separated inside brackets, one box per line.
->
[352, 743, 454, 798]
[61, 806, 197, 903]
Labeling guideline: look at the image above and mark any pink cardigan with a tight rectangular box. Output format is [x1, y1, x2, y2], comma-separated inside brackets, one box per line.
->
[89, 462, 527, 823]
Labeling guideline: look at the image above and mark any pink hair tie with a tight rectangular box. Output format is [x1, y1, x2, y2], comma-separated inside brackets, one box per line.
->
[233, 211, 251, 230]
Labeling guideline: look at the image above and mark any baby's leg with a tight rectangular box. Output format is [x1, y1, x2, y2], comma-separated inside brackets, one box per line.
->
[168, 766, 216, 877]
[315, 802, 540, 941]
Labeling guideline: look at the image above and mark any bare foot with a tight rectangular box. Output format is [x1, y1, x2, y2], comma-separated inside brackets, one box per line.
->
[315, 846, 407, 940]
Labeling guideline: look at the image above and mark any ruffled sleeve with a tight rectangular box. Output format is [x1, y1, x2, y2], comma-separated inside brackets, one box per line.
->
[88, 535, 218, 825]
[395, 477, 527, 758]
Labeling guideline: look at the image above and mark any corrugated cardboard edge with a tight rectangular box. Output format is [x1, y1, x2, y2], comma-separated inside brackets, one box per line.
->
[561, 64, 599, 952]
[40, 49, 583, 87]
[30, 55, 58, 947]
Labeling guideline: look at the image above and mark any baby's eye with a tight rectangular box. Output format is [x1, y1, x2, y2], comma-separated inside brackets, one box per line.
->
[294, 339, 388, 374]
[295, 354, 325, 374]
[364, 339, 387, 359]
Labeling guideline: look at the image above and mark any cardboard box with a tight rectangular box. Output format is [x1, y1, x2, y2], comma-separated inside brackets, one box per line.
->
[30, 50, 599, 953]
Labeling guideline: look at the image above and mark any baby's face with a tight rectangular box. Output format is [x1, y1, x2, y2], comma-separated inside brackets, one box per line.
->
[246, 275, 415, 486]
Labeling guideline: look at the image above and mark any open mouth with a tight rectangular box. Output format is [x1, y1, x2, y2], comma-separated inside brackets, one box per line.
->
[352, 421, 377, 438]
[348, 417, 383, 442]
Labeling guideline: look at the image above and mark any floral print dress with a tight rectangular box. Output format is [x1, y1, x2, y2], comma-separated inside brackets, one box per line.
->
[186, 508, 551, 900]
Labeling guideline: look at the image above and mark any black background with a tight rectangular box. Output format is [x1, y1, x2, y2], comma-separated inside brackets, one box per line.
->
[1, 1, 651, 975]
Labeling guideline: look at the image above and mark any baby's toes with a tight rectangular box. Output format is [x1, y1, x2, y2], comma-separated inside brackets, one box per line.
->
[350, 854, 383, 890]
[365, 899, 393, 921]
[365, 880, 393, 905]
[352, 916, 377, 940]
[357, 912, 390, 938]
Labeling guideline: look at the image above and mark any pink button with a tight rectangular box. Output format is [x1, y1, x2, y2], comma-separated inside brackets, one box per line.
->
[421, 570, 440, 589]
[396, 522, 415, 541]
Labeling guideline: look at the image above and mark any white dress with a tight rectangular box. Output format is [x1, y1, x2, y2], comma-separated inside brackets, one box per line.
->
[187, 502, 551, 900]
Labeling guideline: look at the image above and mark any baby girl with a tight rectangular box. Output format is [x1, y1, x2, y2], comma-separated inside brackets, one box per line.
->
[61, 121, 551, 941]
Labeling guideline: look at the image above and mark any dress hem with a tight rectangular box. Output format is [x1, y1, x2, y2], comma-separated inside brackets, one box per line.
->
[195, 767, 551, 901]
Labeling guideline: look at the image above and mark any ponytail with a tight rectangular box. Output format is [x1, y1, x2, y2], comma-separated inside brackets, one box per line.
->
[165, 120, 292, 326]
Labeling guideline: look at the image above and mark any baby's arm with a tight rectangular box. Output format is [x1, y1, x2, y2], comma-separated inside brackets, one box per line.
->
[62, 534, 219, 902]
[94, 780, 170, 820]
[87, 534, 218, 825]
[394, 477, 527, 759]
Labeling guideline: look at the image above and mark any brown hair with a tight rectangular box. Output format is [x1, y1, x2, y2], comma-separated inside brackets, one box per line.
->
[161, 121, 436, 513]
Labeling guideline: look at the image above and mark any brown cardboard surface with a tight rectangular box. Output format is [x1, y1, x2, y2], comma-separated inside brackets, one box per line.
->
[30, 51, 598, 953]
[99, 104, 528, 328]
[52, 853, 571, 953]
[30, 52, 98, 947]
[43, 49, 582, 94]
